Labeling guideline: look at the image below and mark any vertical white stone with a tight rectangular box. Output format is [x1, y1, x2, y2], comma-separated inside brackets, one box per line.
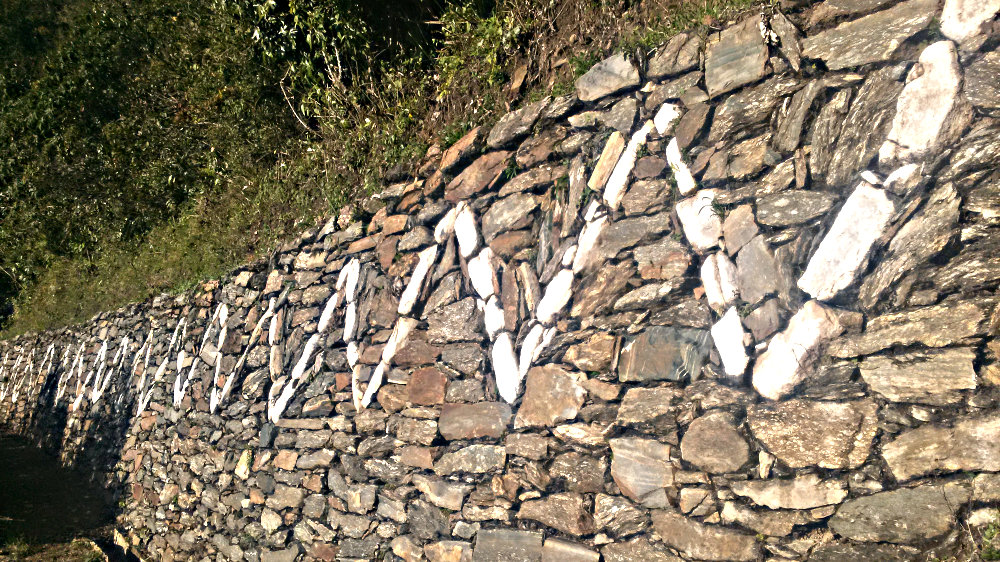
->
[666, 137, 698, 195]
[454, 203, 480, 259]
[701, 252, 739, 313]
[536, 269, 575, 324]
[468, 247, 499, 300]
[676, 189, 723, 252]
[398, 244, 439, 315]
[604, 120, 655, 210]
[711, 307, 749, 377]
[492, 332, 521, 404]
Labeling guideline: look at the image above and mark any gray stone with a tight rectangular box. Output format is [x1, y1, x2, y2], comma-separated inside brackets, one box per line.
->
[756, 190, 837, 227]
[858, 182, 959, 309]
[515, 364, 586, 429]
[828, 298, 994, 358]
[617, 326, 711, 382]
[748, 399, 878, 469]
[598, 97, 637, 135]
[932, 234, 1000, 293]
[648, 32, 701, 78]
[674, 103, 710, 149]
[427, 298, 484, 344]
[549, 452, 607, 493]
[517, 493, 595, 536]
[261, 544, 301, 562]
[609, 437, 674, 502]
[617, 386, 682, 427]
[296, 449, 335, 469]
[621, 179, 670, 216]
[771, 11, 803, 71]
[966, 51, 1000, 109]
[589, 211, 673, 265]
[411, 473, 471, 511]
[570, 261, 634, 318]
[722, 204, 758, 255]
[575, 53, 640, 102]
[680, 411, 749, 473]
[808, 88, 851, 181]
[601, 538, 682, 562]
[704, 16, 770, 97]
[829, 483, 971, 543]
[500, 164, 569, 196]
[708, 76, 802, 144]
[482, 193, 538, 242]
[774, 80, 823, 153]
[487, 99, 549, 148]
[801, 0, 936, 70]
[744, 299, 782, 341]
[719, 501, 811, 537]
[860, 347, 976, 405]
[594, 493, 649, 537]
[808, 542, 921, 562]
[729, 474, 848, 510]
[633, 237, 690, 281]
[727, 134, 776, 179]
[735, 235, 791, 305]
[439, 402, 511, 440]
[825, 65, 906, 187]
[266, 484, 306, 510]
[645, 72, 702, 110]
[474, 529, 543, 562]
[882, 412, 1000, 481]
[434, 444, 506, 476]
[613, 282, 676, 312]
[409, 498, 450, 539]
[651, 509, 760, 561]
[426, 541, 473, 562]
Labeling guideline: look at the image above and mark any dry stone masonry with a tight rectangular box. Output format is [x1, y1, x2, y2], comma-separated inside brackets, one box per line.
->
[2, 0, 1000, 560]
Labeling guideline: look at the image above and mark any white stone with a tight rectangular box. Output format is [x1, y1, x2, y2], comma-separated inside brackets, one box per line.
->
[318, 289, 343, 333]
[561, 244, 577, 267]
[572, 215, 608, 274]
[492, 332, 521, 404]
[654, 103, 683, 135]
[398, 244, 438, 315]
[468, 247, 499, 299]
[798, 183, 896, 300]
[879, 41, 972, 166]
[382, 317, 417, 362]
[711, 307, 749, 378]
[434, 206, 459, 243]
[666, 137, 698, 195]
[583, 199, 602, 222]
[483, 296, 506, 340]
[343, 301, 358, 342]
[883, 163, 922, 196]
[752, 300, 844, 400]
[604, 120, 655, 210]
[675, 189, 723, 252]
[346, 341, 359, 367]
[940, 0, 1000, 43]
[701, 252, 739, 313]
[518, 323, 546, 380]
[340, 258, 361, 301]
[536, 269, 575, 324]
[454, 203, 480, 259]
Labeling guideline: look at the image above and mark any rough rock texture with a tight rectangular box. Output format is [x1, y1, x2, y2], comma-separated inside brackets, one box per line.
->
[882, 412, 1000, 481]
[829, 484, 971, 543]
[748, 399, 878, 469]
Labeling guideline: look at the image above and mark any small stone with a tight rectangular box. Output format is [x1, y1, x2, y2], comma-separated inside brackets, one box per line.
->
[617, 326, 711, 382]
[487, 99, 548, 149]
[729, 474, 848, 509]
[735, 235, 790, 305]
[651, 509, 760, 561]
[617, 386, 683, 426]
[609, 437, 674, 502]
[882, 412, 1000, 481]
[756, 190, 837, 228]
[680, 411, 749, 473]
[515, 365, 586, 429]
[675, 189, 722, 252]
[648, 32, 701, 78]
[620, 179, 669, 216]
[829, 483, 971, 543]
[594, 493, 649, 537]
[438, 402, 512, 440]
[704, 16, 770, 97]
[598, 97, 637, 135]
[427, 298, 484, 344]
[722, 205, 758, 255]
[701, 253, 739, 313]
[518, 493, 595, 536]
[708, 76, 802, 144]
[434, 445, 506, 476]
[425, 541, 473, 562]
[562, 332, 616, 372]
[412, 474, 472, 511]
[588, 132, 626, 192]
[408, 366, 448, 406]
[633, 237, 691, 282]
[575, 53, 640, 102]
[474, 529, 543, 562]
[801, 0, 936, 70]
[743, 299, 782, 341]
[674, 103, 710, 149]
[748, 398, 878, 469]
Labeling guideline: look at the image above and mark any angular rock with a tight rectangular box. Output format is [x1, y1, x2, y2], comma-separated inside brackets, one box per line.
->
[445, 151, 511, 202]
[588, 132, 626, 192]
[880, 41, 973, 166]
[676, 189, 723, 252]
[487, 99, 548, 148]
[617, 326, 711, 382]
[704, 16, 770, 97]
[621, 179, 669, 216]
[412, 474, 472, 511]
[562, 332, 616, 372]
[427, 298, 484, 344]
[634, 238, 690, 281]
[830, 483, 971, 543]
[966, 51, 1000, 109]
[801, 0, 936, 70]
[409, 366, 448, 406]
[680, 411, 749, 473]
[570, 262, 634, 318]
[541, 538, 598, 562]
[674, 102, 710, 149]
[438, 402, 512, 440]
[609, 437, 674, 502]
[828, 298, 993, 358]
[549, 452, 607, 493]
[517, 493, 595, 536]
[940, 0, 1000, 43]
[599, 97, 637, 135]
[474, 529, 543, 562]
[748, 398, 878, 469]
[722, 204, 758, 255]
[588, 211, 673, 265]
[711, 308, 749, 378]
[882, 412, 1000, 481]
[756, 190, 837, 228]
[860, 347, 976, 405]
[425, 541, 473, 562]
[775, 80, 823, 153]
[515, 365, 586, 429]
[932, 234, 1000, 293]
[735, 235, 790, 304]
[808, 542, 921, 562]
[441, 127, 485, 173]
[719, 502, 811, 537]
[482, 193, 538, 243]
[708, 76, 802, 144]
[601, 538, 682, 562]
[594, 494, 649, 537]
[702, 253, 739, 313]
[434, 445, 506, 475]
[727, 133, 775, 179]
[729, 474, 848, 510]
[648, 32, 701, 78]
[617, 386, 682, 426]
[575, 53, 640, 102]
[651, 509, 760, 561]
[752, 300, 844, 400]
[808, 88, 852, 181]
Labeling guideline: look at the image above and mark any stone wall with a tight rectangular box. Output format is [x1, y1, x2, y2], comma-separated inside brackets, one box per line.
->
[2, 0, 1000, 560]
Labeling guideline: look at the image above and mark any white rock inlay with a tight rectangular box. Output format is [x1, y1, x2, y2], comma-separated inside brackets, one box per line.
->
[666, 137, 698, 196]
[752, 300, 844, 400]
[604, 120, 655, 210]
[701, 252, 739, 313]
[712, 307, 749, 377]
[676, 189, 723, 252]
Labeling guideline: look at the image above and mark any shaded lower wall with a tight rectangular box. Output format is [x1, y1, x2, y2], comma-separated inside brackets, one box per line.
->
[4, 1, 1000, 561]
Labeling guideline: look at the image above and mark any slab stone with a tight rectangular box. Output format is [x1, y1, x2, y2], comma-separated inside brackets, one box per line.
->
[797, 183, 895, 300]
[609, 437, 674, 502]
[828, 298, 994, 358]
[680, 411, 749, 473]
[719, 501, 811, 537]
[756, 190, 837, 228]
[801, 0, 937, 70]
[570, 261, 634, 318]
[708, 76, 802, 144]
[808, 542, 921, 562]
[474, 529, 543, 562]
[651, 509, 760, 561]
[634, 238, 691, 281]
[412, 474, 472, 511]
[601, 538, 682, 562]
[735, 235, 790, 305]
[575, 53, 640, 102]
[711, 307, 749, 378]
[722, 204, 758, 255]
[438, 402, 512, 440]
[515, 365, 586, 429]
[966, 51, 1000, 108]
[487, 99, 548, 148]
[434, 445, 506, 476]
[829, 483, 971, 543]
[549, 452, 607, 493]
[617, 326, 712, 382]
[599, 97, 637, 135]
[648, 32, 701, 78]
[445, 151, 511, 202]
[482, 193, 538, 242]
[753, 300, 845, 399]
[427, 298, 484, 344]
[617, 386, 683, 426]
[705, 16, 770, 97]
[748, 398, 878, 469]
[518, 493, 595, 536]
[860, 347, 976, 405]
[730, 474, 848, 510]
[882, 412, 1000, 481]
[588, 211, 672, 264]
[880, 41, 973, 166]
[441, 127, 485, 172]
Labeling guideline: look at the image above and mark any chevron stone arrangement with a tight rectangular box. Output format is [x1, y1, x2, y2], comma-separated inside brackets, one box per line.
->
[3, 0, 1000, 560]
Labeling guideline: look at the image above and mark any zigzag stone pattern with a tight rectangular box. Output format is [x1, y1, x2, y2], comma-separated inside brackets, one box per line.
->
[2, 0, 1000, 559]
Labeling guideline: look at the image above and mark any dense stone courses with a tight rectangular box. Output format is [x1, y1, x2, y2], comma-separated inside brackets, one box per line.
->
[2, 2, 1000, 560]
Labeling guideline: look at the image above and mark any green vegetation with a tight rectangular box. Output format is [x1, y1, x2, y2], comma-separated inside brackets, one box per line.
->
[0, 0, 759, 337]
[983, 511, 1000, 560]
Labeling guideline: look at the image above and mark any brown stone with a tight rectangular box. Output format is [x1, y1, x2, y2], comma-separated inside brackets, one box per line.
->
[273, 450, 298, 471]
[748, 399, 878, 469]
[440, 127, 485, 173]
[514, 365, 587, 429]
[438, 402, 512, 440]
[445, 151, 511, 202]
[517, 493, 595, 536]
[408, 367, 448, 406]
[562, 332, 616, 372]
[651, 509, 760, 561]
